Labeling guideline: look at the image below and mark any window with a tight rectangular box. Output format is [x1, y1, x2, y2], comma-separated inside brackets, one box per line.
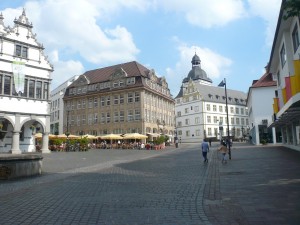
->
[241, 108, 244, 115]
[185, 108, 189, 113]
[43, 82, 49, 100]
[280, 44, 286, 68]
[208, 128, 212, 135]
[28, 80, 34, 98]
[114, 95, 119, 105]
[15, 44, 28, 58]
[206, 104, 211, 111]
[213, 116, 218, 123]
[185, 119, 189, 125]
[88, 114, 93, 125]
[135, 109, 141, 120]
[114, 112, 119, 122]
[106, 112, 110, 123]
[235, 107, 239, 114]
[120, 94, 124, 104]
[230, 107, 234, 113]
[94, 97, 98, 107]
[213, 105, 217, 112]
[82, 115, 86, 125]
[94, 113, 98, 123]
[120, 111, 124, 122]
[186, 130, 190, 137]
[106, 96, 110, 106]
[195, 117, 200, 124]
[207, 116, 211, 123]
[178, 121, 182, 127]
[77, 100, 81, 109]
[128, 93, 133, 103]
[23, 79, 28, 97]
[88, 98, 93, 108]
[195, 106, 199, 112]
[36, 81, 42, 99]
[231, 117, 234, 125]
[219, 117, 223, 124]
[135, 92, 140, 102]
[101, 97, 105, 106]
[82, 99, 86, 109]
[219, 105, 223, 112]
[101, 113, 105, 123]
[236, 118, 240, 125]
[127, 77, 135, 85]
[292, 23, 300, 53]
[241, 118, 245, 125]
[4, 76, 11, 95]
[177, 111, 181, 117]
[128, 110, 133, 121]
[77, 115, 80, 126]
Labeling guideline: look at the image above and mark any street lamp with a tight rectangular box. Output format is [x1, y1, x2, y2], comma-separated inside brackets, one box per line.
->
[65, 109, 71, 151]
[218, 78, 231, 159]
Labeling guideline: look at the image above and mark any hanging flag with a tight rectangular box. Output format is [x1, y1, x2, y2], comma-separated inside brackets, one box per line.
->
[218, 80, 226, 87]
[12, 61, 26, 94]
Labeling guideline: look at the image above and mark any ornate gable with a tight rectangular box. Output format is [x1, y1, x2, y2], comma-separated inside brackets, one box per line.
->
[73, 75, 89, 86]
[110, 67, 128, 80]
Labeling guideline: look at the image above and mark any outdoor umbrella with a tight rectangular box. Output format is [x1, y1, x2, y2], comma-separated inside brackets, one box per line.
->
[98, 134, 123, 148]
[34, 133, 56, 139]
[82, 134, 98, 140]
[56, 134, 80, 139]
[122, 133, 148, 140]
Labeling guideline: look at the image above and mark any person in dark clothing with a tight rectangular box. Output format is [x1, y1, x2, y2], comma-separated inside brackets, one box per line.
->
[201, 139, 209, 163]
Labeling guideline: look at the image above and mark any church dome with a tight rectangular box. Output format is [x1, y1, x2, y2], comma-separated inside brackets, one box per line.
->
[183, 53, 212, 83]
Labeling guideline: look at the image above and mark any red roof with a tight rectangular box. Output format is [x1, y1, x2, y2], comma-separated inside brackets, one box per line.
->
[251, 72, 276, 88]
[82, 61, 149, 84]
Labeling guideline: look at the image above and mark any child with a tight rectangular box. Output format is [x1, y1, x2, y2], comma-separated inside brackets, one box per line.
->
[218, 141, 228, 163]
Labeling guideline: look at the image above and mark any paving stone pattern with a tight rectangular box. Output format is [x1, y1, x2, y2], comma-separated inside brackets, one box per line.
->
[0, 143, 300, 225]
[0, 146, 210, 225]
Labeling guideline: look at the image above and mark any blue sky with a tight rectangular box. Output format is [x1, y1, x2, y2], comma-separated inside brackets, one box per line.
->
[0, 0, 282, 97]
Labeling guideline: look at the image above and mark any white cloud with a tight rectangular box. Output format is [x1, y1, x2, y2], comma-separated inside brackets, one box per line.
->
[166, 40, 232, 96]
[49, 50, 85, 89]
[157, 0, 247, 28]
[1, 0, 140, 64]
[247, 0, 282, 46]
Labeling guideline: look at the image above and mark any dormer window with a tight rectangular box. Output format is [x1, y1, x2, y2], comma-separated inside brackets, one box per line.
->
[15, 44, 28, 58]
[228, 97, 232, 101]
[208, 94, 213, 99]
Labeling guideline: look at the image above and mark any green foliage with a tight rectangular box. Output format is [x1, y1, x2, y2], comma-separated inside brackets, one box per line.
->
[283, 0, 300, 20]
[154, 136, 166, 145]
[260, 139, 267, 145]
[53, 139, 63, 145]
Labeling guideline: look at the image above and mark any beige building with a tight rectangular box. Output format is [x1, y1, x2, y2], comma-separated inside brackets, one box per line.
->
[63, 61, 175, 139]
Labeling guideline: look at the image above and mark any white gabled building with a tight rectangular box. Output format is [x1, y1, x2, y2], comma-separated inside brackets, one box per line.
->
[268, 1, 300, 151]
[247, 71, 281, 145]
[50, 75, 79, 135]
[0, 10, 53, 153]
[175, 54, 249, 143]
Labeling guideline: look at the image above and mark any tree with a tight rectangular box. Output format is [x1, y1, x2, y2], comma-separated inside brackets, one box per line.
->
[283, 0, 300, 20]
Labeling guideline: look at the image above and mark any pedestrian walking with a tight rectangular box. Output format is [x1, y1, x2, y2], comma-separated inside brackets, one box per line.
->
[175, 138, 179, 148]
[201, 139, 209, 163]
[209, 139, 212, 147]
[218, 141, 228, 163]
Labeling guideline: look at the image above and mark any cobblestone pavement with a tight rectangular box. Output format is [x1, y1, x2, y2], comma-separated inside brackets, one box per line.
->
[0, 145, 210, 225]
[0, 143, 300, 225]
[204, 143, 300, 225]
